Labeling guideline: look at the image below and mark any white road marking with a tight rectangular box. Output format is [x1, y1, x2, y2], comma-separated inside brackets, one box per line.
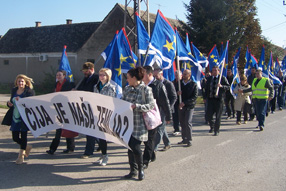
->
[172, 154, 197, 166]
[216, 139, 233, 146]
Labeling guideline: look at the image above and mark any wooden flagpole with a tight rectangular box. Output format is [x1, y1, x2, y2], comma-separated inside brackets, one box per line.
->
[215, 59, 225, 96]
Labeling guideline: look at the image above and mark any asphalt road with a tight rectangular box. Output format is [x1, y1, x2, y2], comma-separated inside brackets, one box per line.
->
[0, 95, 286, 191]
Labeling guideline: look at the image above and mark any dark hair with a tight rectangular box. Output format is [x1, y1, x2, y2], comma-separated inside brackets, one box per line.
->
[127, 66, 145, 81]
[212, 65, 220, 70]
[143, 65, 154, 75]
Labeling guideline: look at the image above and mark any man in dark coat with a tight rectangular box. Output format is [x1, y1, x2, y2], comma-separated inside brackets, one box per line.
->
[203, 66, 230, 136]
[76, 62, 99, 158]
[142, 66, 171, 169]
[153, 68, 177, 151]
[177, 69, 198, 146]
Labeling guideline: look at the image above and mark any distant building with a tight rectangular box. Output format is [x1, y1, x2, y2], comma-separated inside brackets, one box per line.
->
[0, 3, 181, 85]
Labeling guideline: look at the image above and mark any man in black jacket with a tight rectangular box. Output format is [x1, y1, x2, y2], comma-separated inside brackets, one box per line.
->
[142, 66, 171, 169]
[203, 66, 230, 136]
[247, 67, 257, 121]
[225, 69, 235, 119]
[177, 69, 198, 146]
[153, 68, 177, 151]
[76, 62, 99, 158]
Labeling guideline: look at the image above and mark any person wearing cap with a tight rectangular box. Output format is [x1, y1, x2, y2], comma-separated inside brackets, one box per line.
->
[76, 62, 99, 158]
[239, 67, 274, 131]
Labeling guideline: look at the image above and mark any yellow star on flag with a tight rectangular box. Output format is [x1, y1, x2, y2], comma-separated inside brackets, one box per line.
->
[214, 59, 218, 63]
[210, 54, 215, 59]
[120, 54, 128, 64]
[187, 62, 193, 69]
[115, 64, 122, 76]
[199, 52, 203, 57]
[163, 39, 175, 52]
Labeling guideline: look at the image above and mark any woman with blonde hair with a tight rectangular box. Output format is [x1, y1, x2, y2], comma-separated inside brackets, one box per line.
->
[233, 74, 252, 125]
[93, 68, 116, 166]
[6, 74, 35, 164]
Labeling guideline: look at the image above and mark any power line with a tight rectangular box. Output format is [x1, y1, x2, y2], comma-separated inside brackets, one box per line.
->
[263, 21, 286, 31]
[260, 0, 286, 15]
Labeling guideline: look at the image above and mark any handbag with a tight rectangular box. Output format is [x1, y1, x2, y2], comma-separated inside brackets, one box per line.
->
[61, 129, 78, 138]
[1, 107, 13, 126]
[141, 87, 162, 130]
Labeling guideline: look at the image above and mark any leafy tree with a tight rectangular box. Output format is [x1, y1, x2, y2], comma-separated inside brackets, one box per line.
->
[180, 0, 269, 69]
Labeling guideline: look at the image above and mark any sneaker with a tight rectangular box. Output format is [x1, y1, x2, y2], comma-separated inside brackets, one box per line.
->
[236, 121, 241, 125]
[80, 155, 91, 159]
[161, 145, 171, 151]
[173, 132, 181, 136]
[96, 155, 103, 164]
[279, 107, 283, 111]
[244, 121, 248, 124]
[226, 116, 231, 120]
[100, 155, 108, 166]
[271, 111, 275, 114]
[259, 126, 264, 131]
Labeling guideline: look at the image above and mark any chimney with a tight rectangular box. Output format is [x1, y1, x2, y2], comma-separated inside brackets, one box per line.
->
[35, 21, 41, 27]
[66, 19, 72, 25]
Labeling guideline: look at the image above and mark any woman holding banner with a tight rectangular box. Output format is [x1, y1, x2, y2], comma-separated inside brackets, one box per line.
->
[46, 70, 76, 155]
[122, 67, 155, 181]
[7, 74, 35, 164]
[93, 68, 116, 166]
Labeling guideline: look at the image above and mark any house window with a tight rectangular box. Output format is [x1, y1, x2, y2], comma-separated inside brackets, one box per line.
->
[4, 60, 9, 65]
[87, 59, 95, 63]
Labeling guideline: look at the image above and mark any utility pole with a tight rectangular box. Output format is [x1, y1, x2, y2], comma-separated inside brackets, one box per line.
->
[124, 0, 150, 66]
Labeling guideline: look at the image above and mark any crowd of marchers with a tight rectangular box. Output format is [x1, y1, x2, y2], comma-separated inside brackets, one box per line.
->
[3, 61, 285, 181]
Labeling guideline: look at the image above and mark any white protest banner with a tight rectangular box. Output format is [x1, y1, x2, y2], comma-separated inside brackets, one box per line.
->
[15, 91, 133, 148]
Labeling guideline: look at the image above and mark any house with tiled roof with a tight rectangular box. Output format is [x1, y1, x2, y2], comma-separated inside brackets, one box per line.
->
[0, 3, 181, 86]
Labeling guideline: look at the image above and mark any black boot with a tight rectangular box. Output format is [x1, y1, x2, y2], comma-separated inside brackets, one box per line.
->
[135, 155, 144, 180]
[124, 151, 137, 179]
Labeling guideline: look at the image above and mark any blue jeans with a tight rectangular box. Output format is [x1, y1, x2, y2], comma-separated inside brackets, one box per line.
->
[254, 99, 267, 127]
[154, 111, 170, 151]
[84, 135, 97, 156]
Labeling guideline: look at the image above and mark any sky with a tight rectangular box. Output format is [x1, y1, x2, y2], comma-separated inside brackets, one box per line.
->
[0, 0, 285, 48]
